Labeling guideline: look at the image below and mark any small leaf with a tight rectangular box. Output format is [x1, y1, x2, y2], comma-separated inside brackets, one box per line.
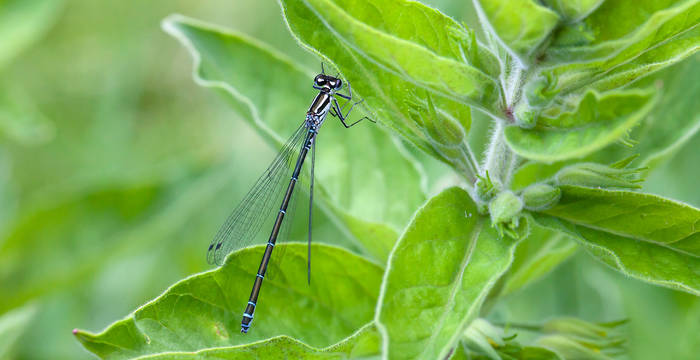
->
[505, 89, 656, 162]
[473, 0, 560, 64]
[279, 0, 501, 175]
[376, 187, 519, 359]
[163, 15, 428, 261]
[534, 185, 700, 295]
[75, 244, 383, 359]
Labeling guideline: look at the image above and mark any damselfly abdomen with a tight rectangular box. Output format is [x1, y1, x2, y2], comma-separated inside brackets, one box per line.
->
[206, 67, 371, 333]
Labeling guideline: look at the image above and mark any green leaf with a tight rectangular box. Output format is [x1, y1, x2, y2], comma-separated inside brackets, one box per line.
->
[474, 0, 560, 64]
[534, 185, 700, 295]
[121, 324, 381, 360]
[163, 15, 428, 261]
[542, 0, 604, 22]
[0, 304, 37, 359]
[0, 0, 63, 69]
[75, 243, 383, 359]
[279, 0, 501, 175]
[543, 186, 699, 247]
[505, 89, 656, 162]
[500, 224, 577, 296]
[540, 0, 700, 96]
[376, 187, 519, 359]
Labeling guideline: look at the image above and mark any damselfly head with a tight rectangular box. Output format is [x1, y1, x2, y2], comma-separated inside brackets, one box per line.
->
[314, 74, 342, 90]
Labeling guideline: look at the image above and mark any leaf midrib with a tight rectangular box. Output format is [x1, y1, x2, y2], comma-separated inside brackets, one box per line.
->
[417, 217, 484, 359]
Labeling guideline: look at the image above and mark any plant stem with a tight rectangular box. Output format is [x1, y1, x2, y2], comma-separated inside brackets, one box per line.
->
[482, 120, 505, 182]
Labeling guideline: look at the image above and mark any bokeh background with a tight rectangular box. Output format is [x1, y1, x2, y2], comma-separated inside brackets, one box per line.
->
[0, 1, 697, 359]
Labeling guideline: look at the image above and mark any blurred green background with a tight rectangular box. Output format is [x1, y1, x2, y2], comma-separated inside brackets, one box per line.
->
[0, 1, 697, 359]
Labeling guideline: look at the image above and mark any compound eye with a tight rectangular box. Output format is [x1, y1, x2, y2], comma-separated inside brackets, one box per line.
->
[314, 75, 326, 86]
[334, 79, 343, 89]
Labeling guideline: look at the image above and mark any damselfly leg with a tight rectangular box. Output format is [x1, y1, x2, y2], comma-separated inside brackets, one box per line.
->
[331, 83, 375, 128]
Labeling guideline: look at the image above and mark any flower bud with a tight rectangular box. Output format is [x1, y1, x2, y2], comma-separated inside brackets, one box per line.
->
[489, 191, 523, 226]
[521, 183, 561, 211]
[554, 162, 643, 189]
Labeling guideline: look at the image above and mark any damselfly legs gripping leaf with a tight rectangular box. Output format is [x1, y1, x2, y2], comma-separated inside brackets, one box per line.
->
[206, 67, 372, 333]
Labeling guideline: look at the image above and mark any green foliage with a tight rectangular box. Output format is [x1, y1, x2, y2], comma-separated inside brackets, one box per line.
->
[535, 186, 700, 295]
[376, 187, 518, 359]
[505, 89, 657, 162]
[279, 0, 499, 178]
[75, 244, 382, 358]
[0, 0, 696, 359]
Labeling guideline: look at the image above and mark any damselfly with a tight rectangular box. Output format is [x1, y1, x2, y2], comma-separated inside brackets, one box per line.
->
[207, 65, 372, 333]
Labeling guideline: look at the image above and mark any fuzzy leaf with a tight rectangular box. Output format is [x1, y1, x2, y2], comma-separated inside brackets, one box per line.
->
[376, 187, 519, 359]
[473, 0, 560, 64]
[534, 186, 700, 295]
[505, 89, 656, 162]
[279, 0, 501, 175]
[163, 15, 427, 261]
[539, 0, 700, 97]
[75, 244, 383, 359]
